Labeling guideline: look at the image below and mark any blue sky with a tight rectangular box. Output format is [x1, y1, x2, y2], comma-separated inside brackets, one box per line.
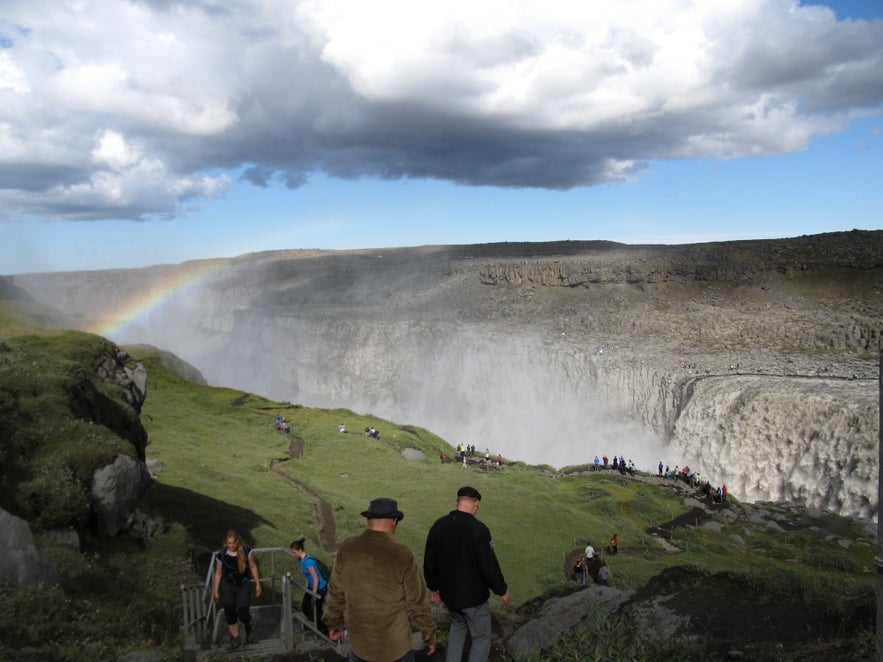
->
[1, 0, 881, 274]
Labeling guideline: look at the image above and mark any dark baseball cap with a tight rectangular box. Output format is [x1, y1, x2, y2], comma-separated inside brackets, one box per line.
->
[457, 486, 482, 500]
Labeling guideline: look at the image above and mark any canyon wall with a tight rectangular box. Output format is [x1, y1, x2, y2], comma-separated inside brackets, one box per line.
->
[10, 233, 881, 517]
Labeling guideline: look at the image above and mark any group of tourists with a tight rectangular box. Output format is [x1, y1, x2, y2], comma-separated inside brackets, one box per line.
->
[592, 454, 635, 475]
[571, 535, 616, 588]
[446, 443, 505, 469]
[658, 462, 728, 504]
[213, 486, 509, 662]
[274, 415, 290, 433]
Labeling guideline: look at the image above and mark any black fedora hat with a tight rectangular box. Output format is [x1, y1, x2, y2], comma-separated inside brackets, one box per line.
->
[360, 497, 404, 521]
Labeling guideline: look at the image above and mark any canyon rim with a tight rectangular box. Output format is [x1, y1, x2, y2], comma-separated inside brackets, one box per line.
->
[9, 230, 881, 518]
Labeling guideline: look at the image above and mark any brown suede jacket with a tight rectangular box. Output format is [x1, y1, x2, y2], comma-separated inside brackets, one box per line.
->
[323, 529, 436, 661]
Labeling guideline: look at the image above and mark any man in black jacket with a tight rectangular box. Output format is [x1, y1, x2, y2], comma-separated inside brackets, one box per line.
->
[424, 486, 510, 662]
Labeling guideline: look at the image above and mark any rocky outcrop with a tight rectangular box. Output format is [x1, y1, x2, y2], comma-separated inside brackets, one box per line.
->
[0, 507, 59, 588]
[10, 232, 881, 517]
[506, 585, 633, 658]
[91, 454, 152, 538]
[125, 343, 207, 385]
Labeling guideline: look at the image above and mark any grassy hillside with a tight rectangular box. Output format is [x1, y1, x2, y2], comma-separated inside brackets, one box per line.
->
[136, 343, 700, 601]
[0, 297, 875, 660]
[132, 348, 876, 628]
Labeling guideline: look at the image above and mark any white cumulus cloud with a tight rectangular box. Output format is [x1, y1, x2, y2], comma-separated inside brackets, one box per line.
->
[0, 0, 880, 221]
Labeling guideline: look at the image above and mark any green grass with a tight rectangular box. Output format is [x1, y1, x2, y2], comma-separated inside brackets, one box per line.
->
[137, 348, 715, 602]
[133, 347, 876, 611]
[0, 300, 876, 659]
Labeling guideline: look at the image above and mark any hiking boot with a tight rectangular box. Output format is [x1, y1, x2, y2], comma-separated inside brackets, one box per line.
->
[229, 634, 242, 650]
[246, 627, 257, 645]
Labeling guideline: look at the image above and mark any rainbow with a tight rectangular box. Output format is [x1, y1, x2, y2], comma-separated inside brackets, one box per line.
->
[85, 258, 230, 341]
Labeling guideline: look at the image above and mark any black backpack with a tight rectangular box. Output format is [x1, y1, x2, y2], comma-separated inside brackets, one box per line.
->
[311, 554, 333, 584]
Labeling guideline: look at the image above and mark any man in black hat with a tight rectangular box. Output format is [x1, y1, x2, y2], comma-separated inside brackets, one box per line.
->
[424, 486, 510, 662]
[323, 497, 436, 662]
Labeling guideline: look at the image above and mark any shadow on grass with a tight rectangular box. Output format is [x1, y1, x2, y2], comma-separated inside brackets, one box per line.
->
[143, 482, 276, 548]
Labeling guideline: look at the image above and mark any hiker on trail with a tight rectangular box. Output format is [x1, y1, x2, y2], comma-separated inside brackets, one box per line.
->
[213, 529, 261, 650]
[290, 537, 328, 635]
[587, 554, 603, 583]
[602, 454, 608, 469]
[584, 541, 595, 560]
[593, 456, 600, 472]
[572, 557, 588, 587]
[323, 498, 437, 661]
[424, 486, 510, 662]
[609, 533, 620, 555]
[597, 561, 612, 587]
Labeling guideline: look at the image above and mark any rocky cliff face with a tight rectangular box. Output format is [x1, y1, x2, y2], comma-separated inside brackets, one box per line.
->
[10, 232, 882, 517]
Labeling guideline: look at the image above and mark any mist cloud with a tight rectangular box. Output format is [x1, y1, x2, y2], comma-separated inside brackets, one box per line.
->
[1, 0, 881, 221]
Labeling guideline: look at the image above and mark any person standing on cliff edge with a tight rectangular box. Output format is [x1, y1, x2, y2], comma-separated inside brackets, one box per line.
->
[424, 486, 510, 662]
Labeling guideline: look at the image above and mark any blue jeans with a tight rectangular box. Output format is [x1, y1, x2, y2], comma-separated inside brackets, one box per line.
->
[348, 651, 415, 662]
[446, 601, 492, 662]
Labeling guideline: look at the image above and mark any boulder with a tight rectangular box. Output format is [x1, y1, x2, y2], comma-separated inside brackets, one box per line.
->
[0, 507, 59, 588]
[401, 448, 427, 461]
[505, 586, 633, 658]
[91, 454, 151, 538]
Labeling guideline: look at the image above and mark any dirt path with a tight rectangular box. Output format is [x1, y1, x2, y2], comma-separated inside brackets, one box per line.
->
[269, 434, 338, 554]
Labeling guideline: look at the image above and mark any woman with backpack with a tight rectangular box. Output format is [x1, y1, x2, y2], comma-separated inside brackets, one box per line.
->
[290, 537, 329, 634]
[212, 529, 261, 649]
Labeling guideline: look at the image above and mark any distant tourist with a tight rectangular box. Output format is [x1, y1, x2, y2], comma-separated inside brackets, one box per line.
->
[588, 555, 603, 583]
[597, 561, 612, 586]
[572, 557, 588, 587]
[338, 423, 346, 433]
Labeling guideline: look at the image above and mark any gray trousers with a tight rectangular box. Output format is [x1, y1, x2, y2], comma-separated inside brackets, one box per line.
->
[446, 601, 492, 662]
